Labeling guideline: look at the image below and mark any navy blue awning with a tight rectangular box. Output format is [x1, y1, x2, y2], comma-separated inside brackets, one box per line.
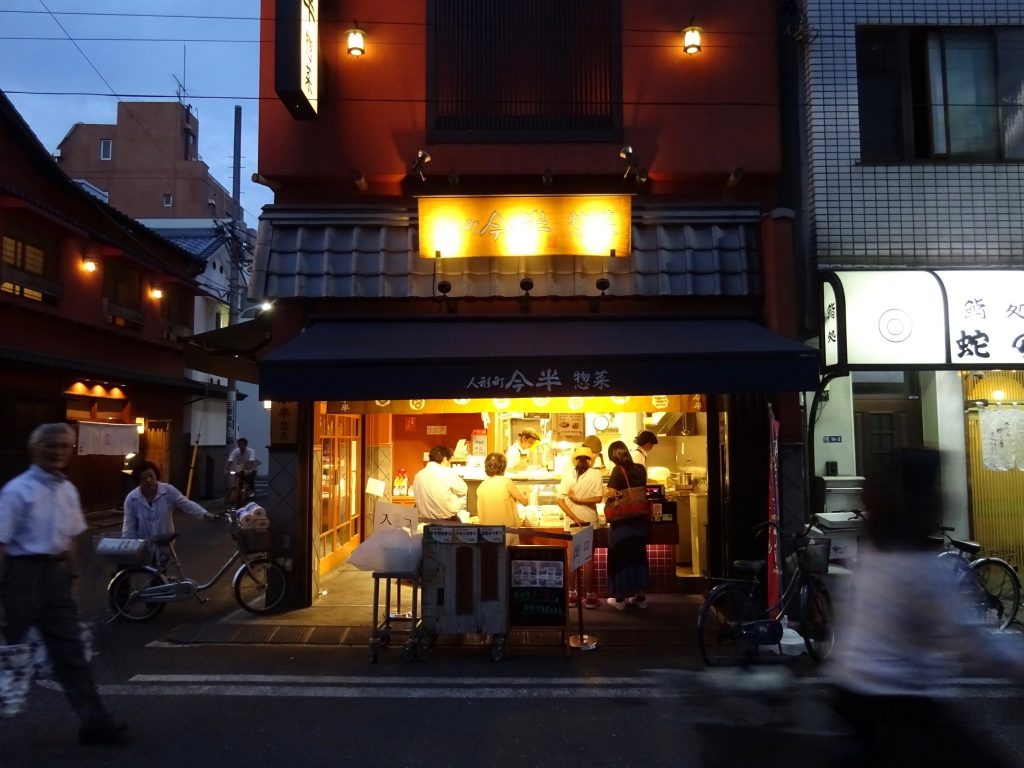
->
[258, 316, 819, 400]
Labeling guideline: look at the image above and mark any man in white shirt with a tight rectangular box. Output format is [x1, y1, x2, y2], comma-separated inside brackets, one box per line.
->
[227, 438, 260, 499]
[630, 430, 658, 466]
[412, 445, 468, 521]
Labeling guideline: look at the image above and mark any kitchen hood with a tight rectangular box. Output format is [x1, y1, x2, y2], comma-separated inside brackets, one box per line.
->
[650, 412, 698, 436]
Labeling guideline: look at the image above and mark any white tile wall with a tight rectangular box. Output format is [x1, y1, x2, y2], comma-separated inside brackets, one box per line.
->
[803, 1, 1024, 267]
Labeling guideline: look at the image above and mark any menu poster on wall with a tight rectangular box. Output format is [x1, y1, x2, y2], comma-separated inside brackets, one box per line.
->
[553, 413, 586, 443]
[508, 546, 566, 627]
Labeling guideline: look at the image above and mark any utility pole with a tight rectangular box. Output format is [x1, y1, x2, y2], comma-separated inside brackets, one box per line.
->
[226, 104, 243, 450]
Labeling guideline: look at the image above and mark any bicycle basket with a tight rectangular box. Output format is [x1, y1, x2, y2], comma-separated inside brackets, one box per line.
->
[232, 528, 271, 555]
[797, 537, 831, 574]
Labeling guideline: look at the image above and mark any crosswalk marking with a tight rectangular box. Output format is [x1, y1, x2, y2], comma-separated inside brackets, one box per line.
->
[33, 672, 1022, 700]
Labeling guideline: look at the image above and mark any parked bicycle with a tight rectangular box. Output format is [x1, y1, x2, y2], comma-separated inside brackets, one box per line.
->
[697, 520, 836, 665]
[107, 510, 286, 621]
[932, 526, 1020, 630]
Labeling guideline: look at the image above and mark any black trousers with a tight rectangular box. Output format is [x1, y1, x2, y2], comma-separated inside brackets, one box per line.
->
[828, 686, 1010, 768]
[1, 557, 112, 728]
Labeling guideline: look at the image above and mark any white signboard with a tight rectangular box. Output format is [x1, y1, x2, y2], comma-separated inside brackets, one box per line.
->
[567, 525, 594, 572]
[371, 502, 416, 532]
[937, 271, 1024, 366]
[839, 271, 947, 366]
[825, 270, 1024, 368]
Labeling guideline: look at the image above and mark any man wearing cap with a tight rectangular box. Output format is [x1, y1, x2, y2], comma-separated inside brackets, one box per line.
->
[505, 427, 540, 473]
[631, 430, 658, 466]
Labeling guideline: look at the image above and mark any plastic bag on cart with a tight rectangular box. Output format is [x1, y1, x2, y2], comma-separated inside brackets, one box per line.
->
[348, 527, 423, 573]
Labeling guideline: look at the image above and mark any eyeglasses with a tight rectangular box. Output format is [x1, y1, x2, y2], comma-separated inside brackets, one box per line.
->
[43, 442, 74, 450]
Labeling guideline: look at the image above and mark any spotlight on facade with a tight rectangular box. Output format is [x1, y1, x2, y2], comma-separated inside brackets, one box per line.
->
[411, 150, 431, 182]
[437, 280, 452, 295]
[519, 277, 534, 295]
[596, 277, 610, 295]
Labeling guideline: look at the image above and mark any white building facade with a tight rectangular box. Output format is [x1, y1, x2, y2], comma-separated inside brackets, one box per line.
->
[796, 0, 1024, 562]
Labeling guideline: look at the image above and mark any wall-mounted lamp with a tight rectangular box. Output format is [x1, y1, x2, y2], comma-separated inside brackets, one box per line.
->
[682, 21, 703, 55]
[263, 400, 272, 410]
[619, 145, 643, 181]
[81, 256, 98, 273]
[352, 170, 368, 191]
[135, 417, 146, 435]
[596, 277, 610, 296]
[437, 280, 452, 295]
[149, 285, 164, 300]
[519, 277, 534, 296]
[411, 149, 431, 182]
[346, 23, 366, 57]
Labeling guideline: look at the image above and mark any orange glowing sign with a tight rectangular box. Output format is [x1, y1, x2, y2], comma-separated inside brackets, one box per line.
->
[418, 195, 631, 259]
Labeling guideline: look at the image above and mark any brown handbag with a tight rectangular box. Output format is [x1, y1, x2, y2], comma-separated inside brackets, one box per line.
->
[604, 466, 651, 522]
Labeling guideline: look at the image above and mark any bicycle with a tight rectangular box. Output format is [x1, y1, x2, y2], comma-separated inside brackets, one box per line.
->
[932, 526, 1020, 630]
[107, 510, 287, 621]
[697, 520, 836, 665]
[225, 469, 255, 509]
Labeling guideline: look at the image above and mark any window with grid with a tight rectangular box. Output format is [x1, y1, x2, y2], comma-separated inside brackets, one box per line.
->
[857, 26, 1024, 162]
[1, 226, 57, 303]
[103, 261, 142, 327]
[427, 0, 621, 142]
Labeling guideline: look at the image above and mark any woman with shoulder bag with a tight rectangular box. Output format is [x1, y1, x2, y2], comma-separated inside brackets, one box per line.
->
[603, 440, 650, 610]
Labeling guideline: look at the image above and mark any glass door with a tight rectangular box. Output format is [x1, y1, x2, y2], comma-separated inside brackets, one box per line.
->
[314, 408, 362, 575]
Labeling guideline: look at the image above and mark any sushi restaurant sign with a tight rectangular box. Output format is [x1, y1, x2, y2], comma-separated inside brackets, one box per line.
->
[418, 194, 631, 259]
[822, 270, 1024, 370]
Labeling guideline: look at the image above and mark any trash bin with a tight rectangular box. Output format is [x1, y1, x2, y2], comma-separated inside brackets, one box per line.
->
[420, 524, 508, 661]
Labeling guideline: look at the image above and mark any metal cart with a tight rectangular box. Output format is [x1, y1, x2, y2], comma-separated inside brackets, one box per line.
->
[369, 570, 421, 663]
[420, 524, 508, 661]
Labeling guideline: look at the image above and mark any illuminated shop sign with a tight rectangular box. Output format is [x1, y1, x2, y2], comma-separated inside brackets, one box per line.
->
[822, 270, 1024, 369]
[418, 195, 631, 258]
[275, 0, 319, 119]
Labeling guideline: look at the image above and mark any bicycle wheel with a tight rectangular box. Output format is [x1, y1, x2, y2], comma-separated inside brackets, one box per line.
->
[108, 566, 167, 622]
[697, 583, 758, 666]
[970, 558, 1020, 629]
[232, 557, 286, 614]
[799, 579, 835, 663]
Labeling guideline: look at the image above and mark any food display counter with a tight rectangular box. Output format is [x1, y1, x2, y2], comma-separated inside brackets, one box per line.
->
[518, 521, 680, 593]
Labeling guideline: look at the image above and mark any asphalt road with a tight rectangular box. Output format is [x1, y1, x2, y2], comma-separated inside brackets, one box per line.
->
[2, 510, 1023, 768]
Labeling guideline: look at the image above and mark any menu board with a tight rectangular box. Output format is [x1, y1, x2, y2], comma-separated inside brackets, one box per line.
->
[552, 413, 585, 443]
[508, 545, 566, 627]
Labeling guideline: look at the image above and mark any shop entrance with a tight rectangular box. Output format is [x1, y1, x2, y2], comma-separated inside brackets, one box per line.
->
[313, 409, 362, 575]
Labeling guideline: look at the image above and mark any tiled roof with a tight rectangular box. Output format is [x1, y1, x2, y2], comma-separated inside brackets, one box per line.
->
[251, 205, 764, 300]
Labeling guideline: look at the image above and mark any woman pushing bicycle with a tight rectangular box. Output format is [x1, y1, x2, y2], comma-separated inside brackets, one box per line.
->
[122, 461, 215, 541]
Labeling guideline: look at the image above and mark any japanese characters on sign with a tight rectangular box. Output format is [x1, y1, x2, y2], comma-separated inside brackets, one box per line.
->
[939, 271, 1024, 365]
[465, 367, 611, 394]
[418, 195, 631, 258]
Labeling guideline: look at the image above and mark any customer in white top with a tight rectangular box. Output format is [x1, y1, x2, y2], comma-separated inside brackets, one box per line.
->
[412, 445, 468, 521]
[630, 430, 658, 466]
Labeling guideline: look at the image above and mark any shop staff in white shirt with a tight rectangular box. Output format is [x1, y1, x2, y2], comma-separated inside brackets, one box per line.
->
[630, 430, 658, 466]
[412, 445, 468, 521]
[505, 427, 541, 473]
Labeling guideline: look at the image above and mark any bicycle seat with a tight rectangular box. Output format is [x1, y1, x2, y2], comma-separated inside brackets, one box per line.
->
[949, 537, 981, 556]
[150, 532, 180, 546]
[732, 559, 766, 576]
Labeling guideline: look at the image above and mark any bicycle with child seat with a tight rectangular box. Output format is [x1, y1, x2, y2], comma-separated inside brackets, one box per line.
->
[697, 519, 836, 666]
[932, 526, 1020, 630]
[106, 509, 286, 621]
